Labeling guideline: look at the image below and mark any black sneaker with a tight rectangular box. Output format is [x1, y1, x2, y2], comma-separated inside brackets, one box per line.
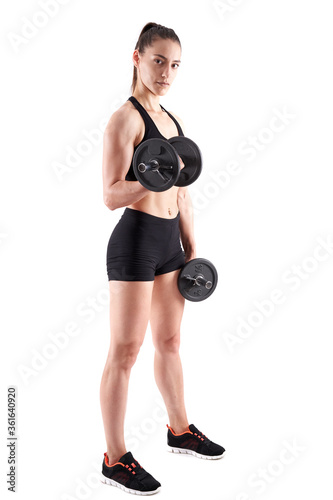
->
[101, 451, 161, 495]
[167, 424, 225, 460]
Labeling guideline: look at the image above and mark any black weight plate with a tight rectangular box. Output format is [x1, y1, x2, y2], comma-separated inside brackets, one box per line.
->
[169, 137, 202, 187]
[133, 138, 180, 192]
[178, 258, 218, 302]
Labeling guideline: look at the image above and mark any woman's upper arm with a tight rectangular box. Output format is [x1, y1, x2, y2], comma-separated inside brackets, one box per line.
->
[102, 108, 138, 202]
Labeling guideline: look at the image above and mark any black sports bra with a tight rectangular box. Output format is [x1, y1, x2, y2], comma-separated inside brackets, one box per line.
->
[125, 96, 184, 181]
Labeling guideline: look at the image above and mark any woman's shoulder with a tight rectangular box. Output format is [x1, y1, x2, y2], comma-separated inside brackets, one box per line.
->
[104, 100, 142, 137]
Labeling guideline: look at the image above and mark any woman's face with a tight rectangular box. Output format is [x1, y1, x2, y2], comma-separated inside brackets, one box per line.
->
[134, 38, 182, 96]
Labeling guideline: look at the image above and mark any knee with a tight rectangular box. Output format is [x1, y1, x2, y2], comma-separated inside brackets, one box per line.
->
[154, 332, 180, 355]
[109, 341, 142, 371]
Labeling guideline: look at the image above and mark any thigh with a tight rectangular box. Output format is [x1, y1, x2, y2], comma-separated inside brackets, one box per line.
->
[150, 270, 185, 347]
[108, 280, 154, 350]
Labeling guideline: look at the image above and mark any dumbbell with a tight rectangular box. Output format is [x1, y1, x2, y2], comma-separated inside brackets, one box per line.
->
[132, 137, 202, 192]
[178, 258, 218, 302]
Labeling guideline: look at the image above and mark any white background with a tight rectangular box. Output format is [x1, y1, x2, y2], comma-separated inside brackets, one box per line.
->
[1, 0, 333, 499]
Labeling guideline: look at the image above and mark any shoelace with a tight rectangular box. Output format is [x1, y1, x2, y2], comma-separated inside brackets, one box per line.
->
[105, 453, 146, 477]
[128, 458, 150, 480]
[132, 458, 142, 469]
[194, 429, 211, 443]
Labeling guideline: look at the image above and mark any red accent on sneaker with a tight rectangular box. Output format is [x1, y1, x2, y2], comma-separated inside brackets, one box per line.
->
[166, 424, 193, 436]
[104, 453, 126, 468]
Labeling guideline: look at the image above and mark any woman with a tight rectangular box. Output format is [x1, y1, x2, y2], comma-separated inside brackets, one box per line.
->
[100, 23, 225, 496]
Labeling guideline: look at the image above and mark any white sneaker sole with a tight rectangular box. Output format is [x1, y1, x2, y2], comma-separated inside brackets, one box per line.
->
[168, 446, 225, 460]
[100, 473, 161, 496]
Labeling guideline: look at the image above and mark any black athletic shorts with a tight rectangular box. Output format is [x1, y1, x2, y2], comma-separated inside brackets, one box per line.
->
[106, 208, 186, 281]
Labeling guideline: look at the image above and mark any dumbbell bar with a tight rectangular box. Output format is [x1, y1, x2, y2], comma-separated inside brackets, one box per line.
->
[133, 137, 202, 192]
[178, 258, 218, 302]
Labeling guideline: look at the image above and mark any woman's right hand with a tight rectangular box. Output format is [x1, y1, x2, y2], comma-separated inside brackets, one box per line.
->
[178, 155, 185, 170]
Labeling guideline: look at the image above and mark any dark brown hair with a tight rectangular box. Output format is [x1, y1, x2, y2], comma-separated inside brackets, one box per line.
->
[132, 22, 181, 93]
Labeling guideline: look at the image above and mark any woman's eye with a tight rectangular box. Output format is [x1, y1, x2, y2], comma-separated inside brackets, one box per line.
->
[154, 59, 179, 68]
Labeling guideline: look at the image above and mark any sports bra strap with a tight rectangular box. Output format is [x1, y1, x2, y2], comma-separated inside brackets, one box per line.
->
[128, 96, 184, 137]
[159, 104, 184, 136]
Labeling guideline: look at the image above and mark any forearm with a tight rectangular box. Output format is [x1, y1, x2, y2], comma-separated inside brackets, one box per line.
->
[178, 188, 196, 260]
[104, 180, 149, 211]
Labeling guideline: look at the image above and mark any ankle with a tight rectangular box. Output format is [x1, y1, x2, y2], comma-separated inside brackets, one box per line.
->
[106, 449, 127, 465]
[168, 422, 190, 434]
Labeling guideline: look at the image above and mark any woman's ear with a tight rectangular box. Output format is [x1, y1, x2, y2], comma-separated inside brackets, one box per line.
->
[133, 49, 140, 68]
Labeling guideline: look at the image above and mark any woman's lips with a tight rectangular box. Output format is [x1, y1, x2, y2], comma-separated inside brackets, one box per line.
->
[157, 82, 169, 87]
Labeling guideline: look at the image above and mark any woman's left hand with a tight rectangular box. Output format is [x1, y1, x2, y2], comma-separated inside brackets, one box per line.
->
[184, 248, 196, 263]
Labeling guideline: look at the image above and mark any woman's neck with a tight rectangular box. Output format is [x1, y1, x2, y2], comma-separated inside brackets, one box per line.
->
[132, 88, 162, 113]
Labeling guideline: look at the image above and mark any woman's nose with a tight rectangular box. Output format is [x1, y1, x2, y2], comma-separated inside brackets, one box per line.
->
[161, 66, 171, 78]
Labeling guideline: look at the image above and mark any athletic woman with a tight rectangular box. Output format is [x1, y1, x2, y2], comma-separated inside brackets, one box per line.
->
[100, 23, 225, 496]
